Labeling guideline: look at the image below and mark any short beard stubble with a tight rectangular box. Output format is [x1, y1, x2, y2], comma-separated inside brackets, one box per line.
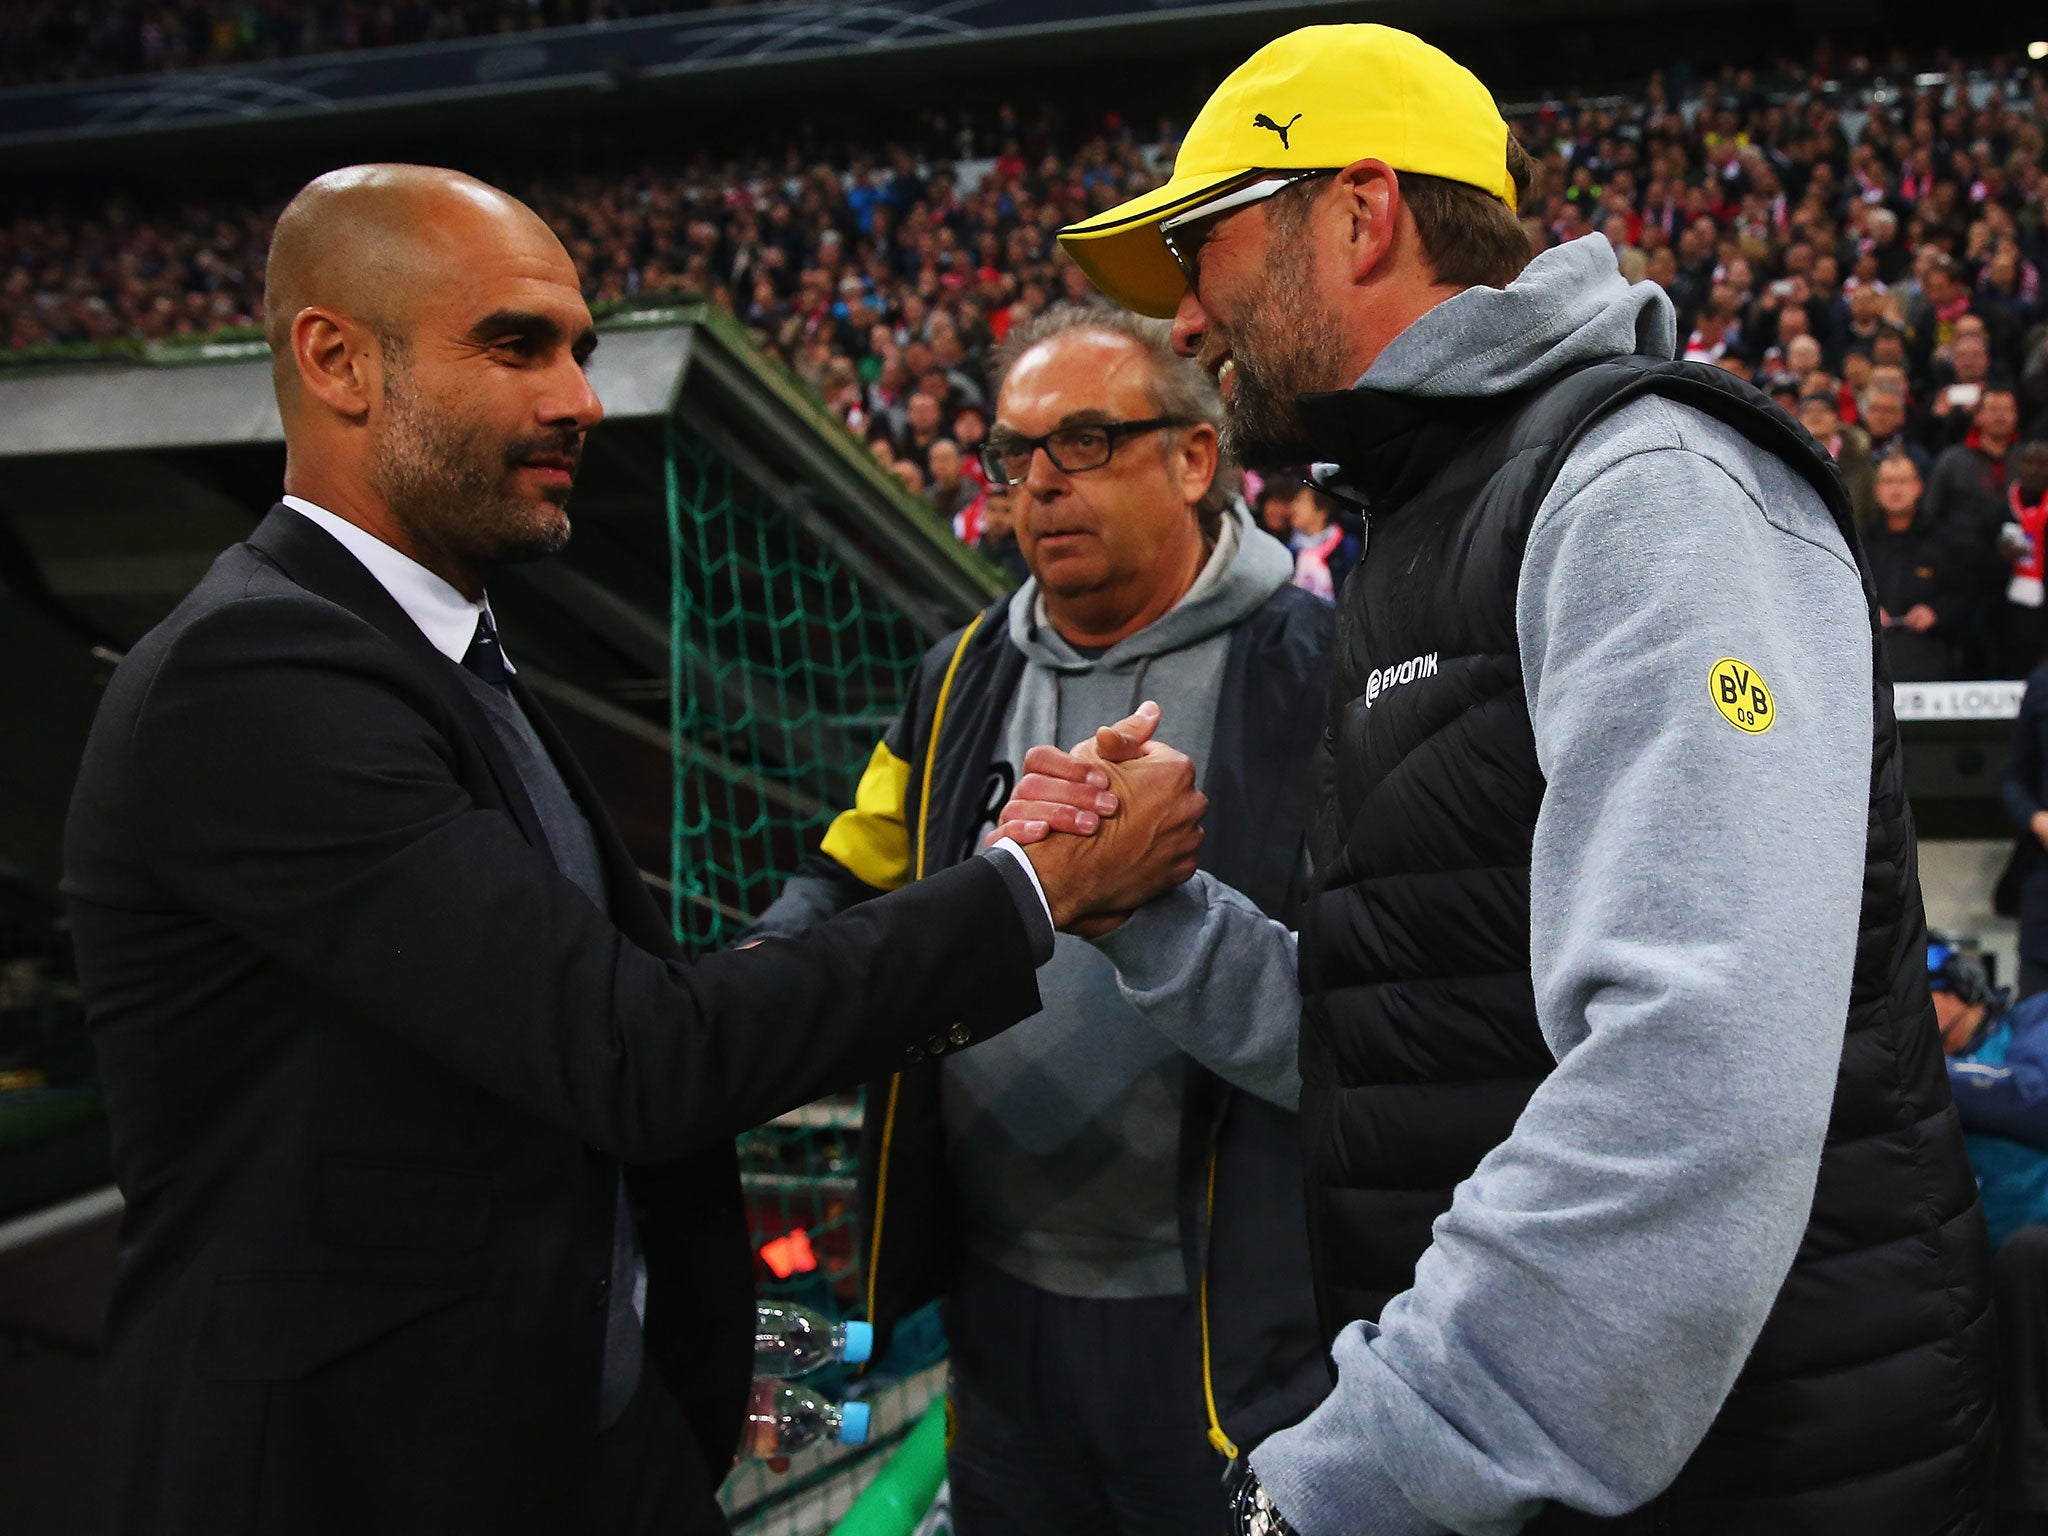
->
[369, 342, 578, 575]
[1216, 233, 1353, 469]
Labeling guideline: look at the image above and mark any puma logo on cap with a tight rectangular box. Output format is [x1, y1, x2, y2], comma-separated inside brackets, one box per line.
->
[1253, 112, 1302, 150]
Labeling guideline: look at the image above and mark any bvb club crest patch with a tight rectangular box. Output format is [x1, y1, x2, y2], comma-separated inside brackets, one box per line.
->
[1709, 657, 1775, 734]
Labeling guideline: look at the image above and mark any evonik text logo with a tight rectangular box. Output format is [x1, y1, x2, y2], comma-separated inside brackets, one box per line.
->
[1363, 651, 1439, 708]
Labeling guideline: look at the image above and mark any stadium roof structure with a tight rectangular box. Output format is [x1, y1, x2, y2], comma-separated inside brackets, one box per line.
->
[0, 304, 1000, 633]
[0, 0, 1751, 158]
[0, 0, 1225, 151]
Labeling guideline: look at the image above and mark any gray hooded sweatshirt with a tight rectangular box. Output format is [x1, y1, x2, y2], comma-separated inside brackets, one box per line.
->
[1094, 234, 1873, 1531]
[940, 503, 1296, 1299]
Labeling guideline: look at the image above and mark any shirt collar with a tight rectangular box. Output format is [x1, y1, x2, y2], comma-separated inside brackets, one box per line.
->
[280, 496, 514, 672]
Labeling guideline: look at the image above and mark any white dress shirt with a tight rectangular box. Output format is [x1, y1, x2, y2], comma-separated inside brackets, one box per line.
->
[281, 496, 514, 673]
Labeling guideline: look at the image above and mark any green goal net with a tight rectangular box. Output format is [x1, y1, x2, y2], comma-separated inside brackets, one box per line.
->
[660, 414, 960, 1531]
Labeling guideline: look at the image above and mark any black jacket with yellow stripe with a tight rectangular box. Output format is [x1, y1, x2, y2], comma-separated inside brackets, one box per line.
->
[748, 583, 1333, 1460]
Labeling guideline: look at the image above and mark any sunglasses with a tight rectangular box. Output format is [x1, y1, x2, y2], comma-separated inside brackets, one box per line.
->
[1158, 169, 1332, 293]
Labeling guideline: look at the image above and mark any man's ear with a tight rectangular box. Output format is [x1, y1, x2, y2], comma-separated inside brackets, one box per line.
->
[1334, 159, 1402, 286]
[290, 307, 380, 422]
[1177, 424, 1220, 513]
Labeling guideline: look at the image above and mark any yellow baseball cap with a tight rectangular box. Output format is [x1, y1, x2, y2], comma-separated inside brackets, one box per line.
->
[1058, 24, 1515, 318]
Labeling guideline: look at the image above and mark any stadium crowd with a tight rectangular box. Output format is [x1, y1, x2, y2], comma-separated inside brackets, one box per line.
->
[7, 52, 2048, 667]
[0, 1, 712, 85]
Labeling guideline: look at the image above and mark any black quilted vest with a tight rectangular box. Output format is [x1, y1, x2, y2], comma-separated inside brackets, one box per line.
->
[1293, 356, 1996, 1532]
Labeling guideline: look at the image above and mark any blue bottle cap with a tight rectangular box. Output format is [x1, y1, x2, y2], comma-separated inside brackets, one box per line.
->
[841, 1321, 874, 1365]
[837, 1399, 872, 1446]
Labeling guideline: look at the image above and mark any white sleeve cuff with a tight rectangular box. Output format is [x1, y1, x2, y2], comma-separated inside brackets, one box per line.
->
[990, 835, 1053, 927]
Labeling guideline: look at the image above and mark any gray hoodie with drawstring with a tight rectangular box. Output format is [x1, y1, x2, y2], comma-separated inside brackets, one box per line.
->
[939, 505, 1298, 1300]
[1093, 235, 1874, 1532]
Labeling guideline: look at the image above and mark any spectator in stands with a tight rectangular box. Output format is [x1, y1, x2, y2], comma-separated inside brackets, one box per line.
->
[1784, 333, 1824, 390]
[1873, 358, 1932, 430]
[1254, 474, 1303, 545]
[746, 305, 1329, 1534]
[929, 331, 991, 414]
[1682, 298, 1737, 364]
[1977, 239, 2042, 338]
[1927, 388, 2023, 674]
[1762, 372, 1803, 415]
[1930, 333, 2000, 451]
[1843, 279, 1892, 357]
[975, 482, 1030, 585]
[1864, 453, 1957, 682]
[1929, 386, 2023, 525]
[1871, 325, 1914, 384]
[2026, 331, 2048, 445]
[1755, 296, 1812, 377]
[1931, 942, 2048, 1531]
[1280, 481, 1358, 602]
[952, 403, 990, 463]
[1838, 349, 1874, 425]
[2004, 444, 2048, 678]
[1798, 388, 1877, 525]
[1906, 255, 1974, 381]
[1862, 384, 1931, 480]
[926, 438, 982, 531]
[899, 391, 946, 476]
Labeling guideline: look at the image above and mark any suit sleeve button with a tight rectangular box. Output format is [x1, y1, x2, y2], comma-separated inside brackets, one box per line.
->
[904, 1045, 925, 1064]
[948, 1024, 971, 1046]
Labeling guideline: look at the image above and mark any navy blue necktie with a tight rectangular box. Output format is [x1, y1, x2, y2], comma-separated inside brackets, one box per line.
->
[462, 610, 512, 695]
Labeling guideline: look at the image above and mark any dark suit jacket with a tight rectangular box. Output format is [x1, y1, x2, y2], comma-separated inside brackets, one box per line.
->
[61, 506, 1046, 1535]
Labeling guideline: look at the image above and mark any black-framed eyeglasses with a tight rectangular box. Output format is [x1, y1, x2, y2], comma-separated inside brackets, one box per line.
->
[1158, 169, 1331, 294]
[979, 417, 1193, 487]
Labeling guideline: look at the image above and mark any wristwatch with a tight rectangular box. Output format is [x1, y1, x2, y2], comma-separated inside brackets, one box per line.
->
[1231, 1466, 1301, 1536]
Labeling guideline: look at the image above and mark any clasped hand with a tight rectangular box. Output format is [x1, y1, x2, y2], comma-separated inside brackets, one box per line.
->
[987, 701, 1206, 935]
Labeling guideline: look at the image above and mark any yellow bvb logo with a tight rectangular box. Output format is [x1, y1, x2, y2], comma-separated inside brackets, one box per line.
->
[1709, 657, 1775, 734]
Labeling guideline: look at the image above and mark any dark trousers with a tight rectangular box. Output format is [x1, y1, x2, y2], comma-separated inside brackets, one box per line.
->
[944, 1255, 1231, 1536]
[580, 1368, 728, 1536]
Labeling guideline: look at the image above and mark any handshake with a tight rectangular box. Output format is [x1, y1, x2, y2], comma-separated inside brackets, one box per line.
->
[991, 701, 1208, 936]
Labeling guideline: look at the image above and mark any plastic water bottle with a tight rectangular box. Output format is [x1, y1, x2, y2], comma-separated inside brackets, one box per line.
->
[741, 1376, 871, 1458]
[753, 1300, 874, 1378]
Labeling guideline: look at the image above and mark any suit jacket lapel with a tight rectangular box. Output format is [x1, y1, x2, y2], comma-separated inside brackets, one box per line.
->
[245, 504, 552, 853]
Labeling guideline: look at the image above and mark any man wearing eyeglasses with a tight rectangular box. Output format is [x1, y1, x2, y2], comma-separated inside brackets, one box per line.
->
[744, 302, 1332, 1534]
[1002, 21, 1994, 1536]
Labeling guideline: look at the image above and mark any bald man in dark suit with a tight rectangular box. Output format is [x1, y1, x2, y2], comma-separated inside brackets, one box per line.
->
[62, 164, 1205, 1536]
